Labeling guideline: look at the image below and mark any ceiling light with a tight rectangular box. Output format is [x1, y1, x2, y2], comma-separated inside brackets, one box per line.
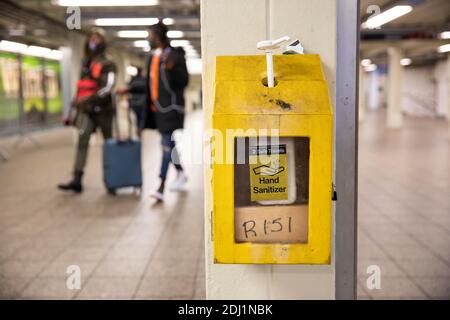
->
[186, 58, 202, 75]
[53, 0, 158, 6]
[8, 28, 26, 36]
[362, 5, 413, 29]
[0, 40, 27, 53]
[24, 45, 52, 58]
[162, 18, 175, 25]
[46, 50, 63, 60]
[126, 66, 138, 76]
[440, 31, 450, 39]
[170, 40, 190, 47]
[400, 58, 411, 66]
[364, 64, 377, 72]
[437, 44, 450, 53]
[0, 40, 62, 60]
[95, 18, 159, 26]
[185, 52, 199, 59]
[167, 31, 184, 38]
[361, 59, 372, 67]
[133, 40, 149, 48]
[117, 30, 148, 38]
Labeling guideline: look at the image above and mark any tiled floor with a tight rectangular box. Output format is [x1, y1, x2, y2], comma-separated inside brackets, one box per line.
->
[0, 109, 448, 299]
[0, 111, 205, 300]
[357, 110, 450, 299]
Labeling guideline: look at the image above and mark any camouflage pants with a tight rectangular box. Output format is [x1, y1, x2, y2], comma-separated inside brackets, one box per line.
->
[74, 111, 112, 172]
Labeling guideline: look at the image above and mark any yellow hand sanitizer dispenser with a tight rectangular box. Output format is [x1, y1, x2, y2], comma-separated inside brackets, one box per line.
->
[211, 40, 333, 264]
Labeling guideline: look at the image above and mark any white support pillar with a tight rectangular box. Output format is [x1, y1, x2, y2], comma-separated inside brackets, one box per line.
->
[447, 55, 450, 140]
[368, 71, 378, 110]
[110, 48, 130, 89]
[387, 47, 403, 128]
[60, 32, 84, 117]
[359, 64, 366, 122]
[202, 0, 337, 300]
[68, 32, 84, 100]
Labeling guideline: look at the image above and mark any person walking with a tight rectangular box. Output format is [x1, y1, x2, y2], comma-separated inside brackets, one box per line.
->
[143, 22, 189, 201]
[58, 27, 116, 193]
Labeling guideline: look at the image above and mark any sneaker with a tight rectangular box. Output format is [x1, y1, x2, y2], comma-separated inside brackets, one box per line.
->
[150, 190, 164, 202]
[170, 171, 188, 191]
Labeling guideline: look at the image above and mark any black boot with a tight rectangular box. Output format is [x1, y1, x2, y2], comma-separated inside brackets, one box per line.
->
[58, 170, 83, 193]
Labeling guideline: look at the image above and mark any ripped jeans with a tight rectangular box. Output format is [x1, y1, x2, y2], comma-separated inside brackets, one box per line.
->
[160, 133, 183, 180]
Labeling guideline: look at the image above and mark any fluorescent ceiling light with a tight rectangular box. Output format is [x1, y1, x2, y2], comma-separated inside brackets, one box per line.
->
[186, 52, 199, 59]
[167, 31, 184, 39]
[47, 50, 63, 60]
[133, 40, 149, 48]
[162, 18, 175, 25]
[364, 64, 377, 72]
[171, 40, 190, 47]
[126, 66, 138, 76]
[186, 58, 202, 75]
[0, 40, 62, 60]
[362, 5, 413, 29]
[54, 0, 158, 6]
[185, 50, 197, 55]
[440, 31, 450, 39]
[96, 18, 159, 26]
[361, 59, 372, 67]
[117, 30, 148, 38]
[400, 58, 411, 66]
[8, 28, 26, 36]
[0, 40, 27, 53]
[437, 44, 450, 53]
[24, 45, 52, 58]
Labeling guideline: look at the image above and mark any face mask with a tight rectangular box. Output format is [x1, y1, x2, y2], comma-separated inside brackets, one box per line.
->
[89, 42, 97, 51]
[149, 40, 157, 49]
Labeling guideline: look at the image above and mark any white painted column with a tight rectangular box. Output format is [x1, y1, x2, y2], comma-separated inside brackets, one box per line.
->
[359, 64, 365, 122]
[62, 32, 84, 145]
[68, 32, 84, 100]
[387, 47, 403, 128]
[60, 46, 73, 118]
[202, 0, 336, 300]
[59, 32, 84, 114]
[110, 49, 130, 88]
[447, 55, 450, 140]
[368, 71, 378, 110]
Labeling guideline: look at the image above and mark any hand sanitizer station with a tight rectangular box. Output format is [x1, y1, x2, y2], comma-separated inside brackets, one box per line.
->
[202, 0, 358, 299]
[212, 52, 333, 265]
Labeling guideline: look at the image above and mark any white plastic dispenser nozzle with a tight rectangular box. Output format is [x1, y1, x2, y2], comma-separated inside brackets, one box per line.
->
[257, 36, 290, 88]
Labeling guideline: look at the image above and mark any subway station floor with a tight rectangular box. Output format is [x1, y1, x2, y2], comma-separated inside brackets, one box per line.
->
[0, 111, 205, 299]
[0, 109, 449, 299]
[357, 110, 449, 299]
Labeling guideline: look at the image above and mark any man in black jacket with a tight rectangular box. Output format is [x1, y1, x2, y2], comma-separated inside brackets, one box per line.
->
[143, 22, 189, 201]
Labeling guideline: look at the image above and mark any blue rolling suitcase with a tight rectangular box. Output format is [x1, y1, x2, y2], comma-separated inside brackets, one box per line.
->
[103, 97, 142, 193]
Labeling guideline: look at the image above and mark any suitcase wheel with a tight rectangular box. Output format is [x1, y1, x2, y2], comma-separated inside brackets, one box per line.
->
[107, 188, 116, 196]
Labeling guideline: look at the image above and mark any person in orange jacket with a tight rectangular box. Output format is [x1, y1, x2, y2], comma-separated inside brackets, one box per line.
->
[142, 22, 189, 201]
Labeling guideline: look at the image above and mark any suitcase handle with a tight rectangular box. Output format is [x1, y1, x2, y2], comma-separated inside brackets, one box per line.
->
[113, 94, 133, 142]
